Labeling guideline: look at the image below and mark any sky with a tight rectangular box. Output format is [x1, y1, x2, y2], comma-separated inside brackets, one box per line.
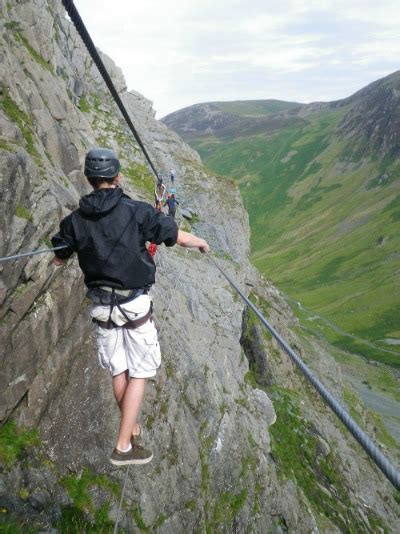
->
[74, 0, 400, 118]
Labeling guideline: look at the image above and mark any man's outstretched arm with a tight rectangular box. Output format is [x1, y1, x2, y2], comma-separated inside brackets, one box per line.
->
[176, 230, 209, 253]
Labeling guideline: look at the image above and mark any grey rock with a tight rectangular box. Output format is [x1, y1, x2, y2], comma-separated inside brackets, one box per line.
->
[181, 208, 193, 220]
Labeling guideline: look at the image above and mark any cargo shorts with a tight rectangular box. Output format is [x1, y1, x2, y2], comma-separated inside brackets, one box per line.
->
[90, 294, 161, 378]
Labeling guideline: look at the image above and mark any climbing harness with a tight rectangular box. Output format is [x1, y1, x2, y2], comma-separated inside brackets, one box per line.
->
[206, 252, 400, 490]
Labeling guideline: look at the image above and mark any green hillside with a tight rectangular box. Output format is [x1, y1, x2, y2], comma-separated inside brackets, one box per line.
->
[216, 99, 301, 117]
[165, 73, 400, 367]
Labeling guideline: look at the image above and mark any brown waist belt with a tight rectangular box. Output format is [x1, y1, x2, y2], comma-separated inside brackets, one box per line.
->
[92, 308, 152, 330]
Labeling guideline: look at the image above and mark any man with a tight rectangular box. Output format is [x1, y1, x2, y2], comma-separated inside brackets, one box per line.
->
[170, 169, 176, 183]
[165, 194, 179, 218]
[51, 148, 209, 466]
[154, 180, 166, 212]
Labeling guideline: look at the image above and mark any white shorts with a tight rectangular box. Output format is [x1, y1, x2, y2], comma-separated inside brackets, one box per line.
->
[90, 294, 161, 378]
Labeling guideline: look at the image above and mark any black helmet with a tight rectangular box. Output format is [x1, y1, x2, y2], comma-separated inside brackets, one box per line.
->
[84, 148, 120, 179]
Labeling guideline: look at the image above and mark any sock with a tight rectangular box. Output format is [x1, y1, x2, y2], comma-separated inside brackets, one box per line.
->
[119, 443, 132, 453]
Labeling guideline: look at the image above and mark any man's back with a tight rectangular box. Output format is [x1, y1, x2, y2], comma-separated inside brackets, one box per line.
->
[52, 188, 177, 289]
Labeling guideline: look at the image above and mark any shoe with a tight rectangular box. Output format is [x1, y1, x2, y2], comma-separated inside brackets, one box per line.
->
[110, 443, 153, 466]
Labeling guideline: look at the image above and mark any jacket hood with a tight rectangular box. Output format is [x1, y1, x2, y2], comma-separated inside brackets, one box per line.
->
[79, 187, 124, 216]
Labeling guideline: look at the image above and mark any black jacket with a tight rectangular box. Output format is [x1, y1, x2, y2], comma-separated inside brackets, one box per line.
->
[52, 188, 178, 289]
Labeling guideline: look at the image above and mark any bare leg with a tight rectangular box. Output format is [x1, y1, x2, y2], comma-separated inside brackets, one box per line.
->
[114, 377, 147, 451]
[112, 372, 142, 437]
[113, 370, 129, 408]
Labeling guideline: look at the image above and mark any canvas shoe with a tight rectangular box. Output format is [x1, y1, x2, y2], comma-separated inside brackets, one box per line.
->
[110, 443, 153, 466]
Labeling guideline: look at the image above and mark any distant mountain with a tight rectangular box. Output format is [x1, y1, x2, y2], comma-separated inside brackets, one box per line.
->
[163, 99, 302, 140]
[163, 72, 400, 367]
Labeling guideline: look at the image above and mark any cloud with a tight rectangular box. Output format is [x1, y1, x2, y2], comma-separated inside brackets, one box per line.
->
[74, 0, 400, 117]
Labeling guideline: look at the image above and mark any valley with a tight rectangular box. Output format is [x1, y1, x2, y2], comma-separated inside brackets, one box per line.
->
[163, 74, 400, 370]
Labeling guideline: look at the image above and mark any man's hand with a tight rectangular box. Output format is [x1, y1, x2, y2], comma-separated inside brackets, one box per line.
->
[197, 239, 209, 253]
[51, 256, 65, 267]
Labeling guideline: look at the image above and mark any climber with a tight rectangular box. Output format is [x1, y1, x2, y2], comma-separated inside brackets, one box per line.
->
[165, 194, 179, 218]
[170, 169, 176, 183]
[155, 180, 166, 212]
[51, 148, 209, 467]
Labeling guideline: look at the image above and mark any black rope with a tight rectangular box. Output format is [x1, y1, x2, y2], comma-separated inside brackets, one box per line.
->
[207, 253, 400, 490]
[0, 246, 67, 263]
[61, 0, 159, 179]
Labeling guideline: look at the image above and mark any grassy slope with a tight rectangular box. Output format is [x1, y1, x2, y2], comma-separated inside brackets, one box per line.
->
[191, 107, 400, 367]
[216, 99, 301, 117]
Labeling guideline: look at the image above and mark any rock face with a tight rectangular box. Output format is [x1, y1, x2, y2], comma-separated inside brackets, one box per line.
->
[0, 1, 399, 532]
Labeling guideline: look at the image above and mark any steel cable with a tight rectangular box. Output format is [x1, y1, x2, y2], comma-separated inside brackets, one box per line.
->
[207, 253, 400, 490]
[0, 245, 67, 263]
[61, 0, 159, 178]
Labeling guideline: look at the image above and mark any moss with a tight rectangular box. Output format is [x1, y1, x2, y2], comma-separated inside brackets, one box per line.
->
[0, 513, 36, 534]
[206, 489, 248, 533]
[4, 21, 20, 31]
[159, 401, 168, 417]
[40, 235, 52, 248]
[185, 500, 196, 511]
[234, 396, 251, 410]
[164, 360, 176, 379]
[56, 504, 113, 533]
[59, 467, 121, 531]
[15, 205, 33, 222]
[0, 421, 40, 467]
[14, 32, 53, 73]
[0, 139, 14, 152]
[394, 491, 400, 504]
[79, 97, 90, 113]
[131, 507, 149, 532]
[180, 220, 191, 232]
[268, 387, 387, 531]
[19, 487, 29, 500]
[14, 282, 29, 297]
[145, 414, 155, 429]
[123, 163, 154, 198]
[244, 368, 258, 388]
[1, 88, 38, 157]
[60, 175, 70, 188]
[219, 401, 229, 416]
[152, 512, 166, 528]
[56, 467, 125, 531]
[95, 135, 108, 147]
[199, 424, 214, 492]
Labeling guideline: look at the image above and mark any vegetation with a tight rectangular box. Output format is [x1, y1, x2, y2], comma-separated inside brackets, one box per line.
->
[0, 514, 37, 534]
[122, 163, 154, 198]
[0, 421, 40, 467]
[15, 205, 33, 221]
[217, 99, 300, 117]
[0, 139, 14, 152]
[5, 22, 53, 73]
[1, 88, 38, 157]
[15, 32, 53, 73]
[268, 387, 387, 531]
[58, 468, 121, 532]
[79, 97, 90, 113]
[182, 93, 400, 368]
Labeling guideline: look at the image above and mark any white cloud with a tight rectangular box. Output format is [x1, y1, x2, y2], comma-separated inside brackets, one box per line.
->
[74, 0, 400, 117]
